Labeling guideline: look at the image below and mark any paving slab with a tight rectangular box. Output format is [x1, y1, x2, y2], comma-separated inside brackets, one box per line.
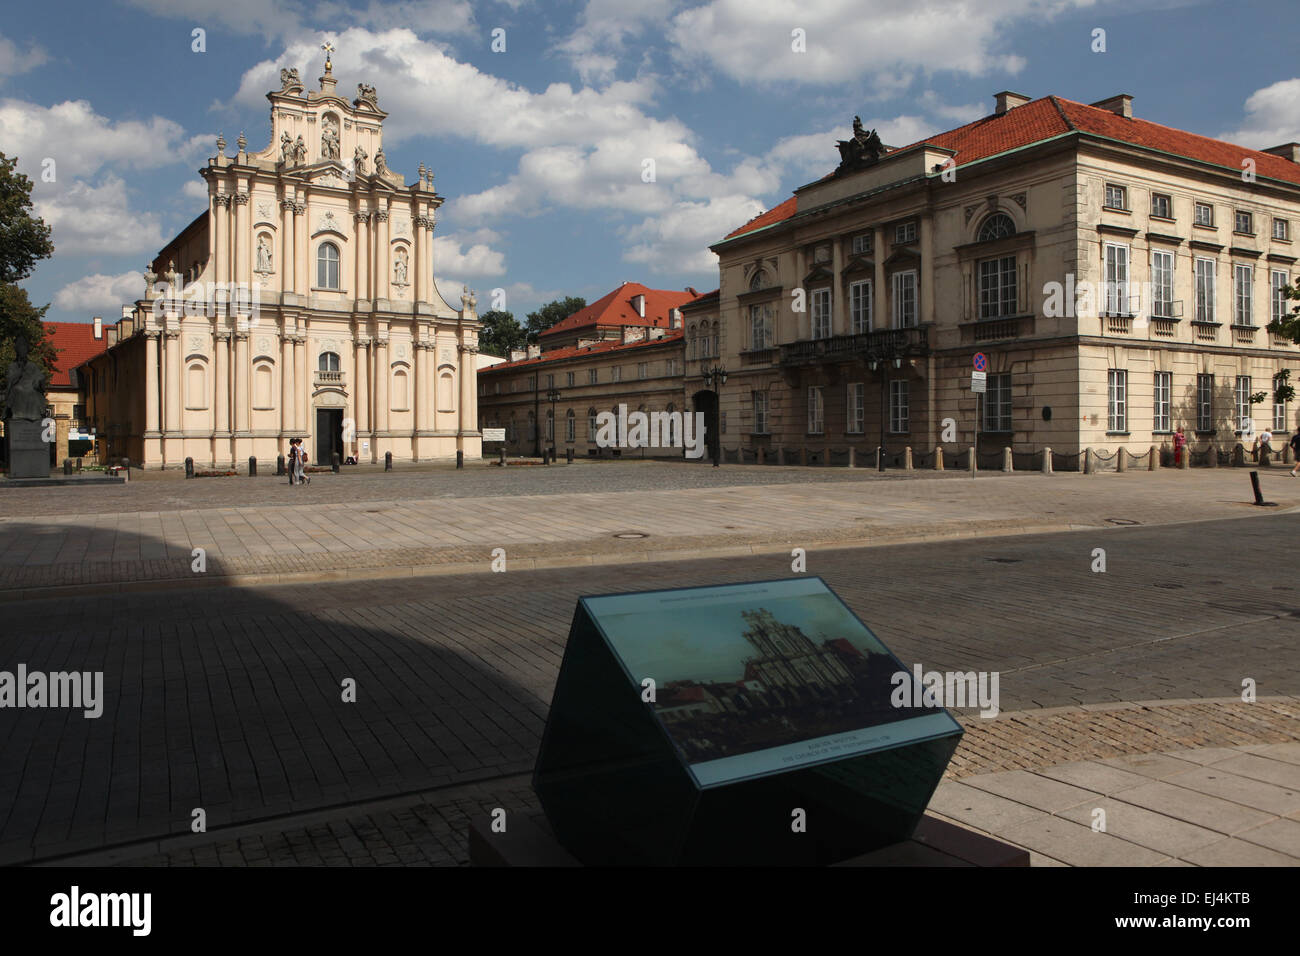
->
[1036, 760, 1154, 795]
[962, 770, 1101, 813]
[926, 782, 1051, 832]
[1083, 780, 1274, 835]
[1181, 838, 1297, 866]
[1160, 765, 1300, 816]
[1055, 798, 1224, 856]
[997, 816, 1170, 866]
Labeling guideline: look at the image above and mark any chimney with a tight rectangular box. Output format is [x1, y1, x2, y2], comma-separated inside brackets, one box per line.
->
[685, 286, 698, 296]
[632, 293, 645, 317]
[526, 344, 541, 360]
[93, 316, 103, 339]
[670, 308, 682, 329]
[1091, 94, 1134, 119]
[994, 91, 1031, 115]
[1263, 143, 1300, 163]
[509, 349, 526, 362]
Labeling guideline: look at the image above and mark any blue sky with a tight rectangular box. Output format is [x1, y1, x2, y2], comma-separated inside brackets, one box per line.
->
[2, 0, 1298, 325]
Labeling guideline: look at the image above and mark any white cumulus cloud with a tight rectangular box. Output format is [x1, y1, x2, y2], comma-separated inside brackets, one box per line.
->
[54, 270, 145, 313]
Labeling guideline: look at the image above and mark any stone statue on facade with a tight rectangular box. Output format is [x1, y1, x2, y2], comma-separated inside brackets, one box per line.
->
[394, 248, 408, 286]
[356, 83, 378, 108]
[280, 131, 293, 164]
[256, 235, 273, 273]
[321, 119, 341, 161]
[835, 116, 887, 173]
[374, 148, 387, 176]
[354, 144, 368, 175]
[292, 134, 307, 164]
[280, 67, 302, 91]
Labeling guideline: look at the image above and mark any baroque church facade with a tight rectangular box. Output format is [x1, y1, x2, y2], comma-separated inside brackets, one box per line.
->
[79, 52, 482, 468]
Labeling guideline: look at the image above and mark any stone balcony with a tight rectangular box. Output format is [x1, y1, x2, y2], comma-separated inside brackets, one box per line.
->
[314, 370, 345, 388]
[778, 326, 929, 367]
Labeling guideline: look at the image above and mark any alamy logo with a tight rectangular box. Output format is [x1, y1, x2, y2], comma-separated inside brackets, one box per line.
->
[593, 403, 707, 459]
[50, 886, 151, 936]
[890, 664, 1000, 718]
[0, 665, 103, 718]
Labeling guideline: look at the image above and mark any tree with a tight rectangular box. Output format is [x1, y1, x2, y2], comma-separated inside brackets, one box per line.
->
[0, 152, 54, 283]
[478, 309, 527, 358]
[525, 296, 586, 344]
[0, 283, 56, 418]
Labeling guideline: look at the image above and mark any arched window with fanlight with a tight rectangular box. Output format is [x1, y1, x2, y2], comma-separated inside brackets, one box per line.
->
[565, 409, 575, 442]
[318, 351, 340, 372]
[750, 269, 767, 291]
[588, 406, 599, 439]
[317, 241, 340, 289]
[977, 212, 1016, 242]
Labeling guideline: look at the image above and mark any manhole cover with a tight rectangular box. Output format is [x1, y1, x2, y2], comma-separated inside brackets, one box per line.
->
[986, 557, 1022, 564]
[1105, 517, 1140, 525]
[614, 531, 649, 539]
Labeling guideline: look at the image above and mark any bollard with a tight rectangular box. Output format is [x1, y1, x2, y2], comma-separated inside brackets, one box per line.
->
[1261, 446, 1272, 467]
[499, 446, 506, 466]
[1250, 470, 1266, 505]
[457, 450, 464, 469]
[275, 455, 285, 476]
[385, 451, 393, 471]
[76, 457, 83, 472]
[186, 457, 195, 479]
[566, 447, 573, 464]
[544, 448, 550, 466]
[1003, 447, 1013, 473]
[905, 447, 913, 470]
[332, 452, 340, 474]
[248, 456, 257, 477]
[1149, 446, 1157, 471]
[1083, 448, 1093, 474]
[1117, 448, 1127, 473]
[968, 447, 976, 478]
[1232, 443, 1245, 468]
[876, 446, 885, 472]
[935, 446, 944, 471]
[63, 458, 72, 475]
[1042, 446, 1053, 475]
[1182, 446, 1192, 470]
[847, 447, 855, 469]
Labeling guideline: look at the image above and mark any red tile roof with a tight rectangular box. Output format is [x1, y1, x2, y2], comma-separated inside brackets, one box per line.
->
[540, 282, 702, 340]
[720, 95, 1300, 241]
[481, 328, 683, 373]
[43, 321, 107, 387]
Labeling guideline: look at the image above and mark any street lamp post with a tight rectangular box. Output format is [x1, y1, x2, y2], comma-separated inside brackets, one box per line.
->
[546, 387, 561, 462]
[702, 364, 728, 467]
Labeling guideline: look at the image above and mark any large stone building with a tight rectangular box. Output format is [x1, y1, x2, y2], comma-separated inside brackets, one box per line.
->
[79, 53, 482, 468]
[707, 92, 1300, 467]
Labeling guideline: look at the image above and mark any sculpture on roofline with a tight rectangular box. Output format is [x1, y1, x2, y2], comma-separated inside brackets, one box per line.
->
[835, 116, 887, 173]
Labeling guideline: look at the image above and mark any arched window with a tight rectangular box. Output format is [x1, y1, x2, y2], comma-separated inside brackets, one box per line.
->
[588, 406, 599, 439]
[977, 213, 1016, 242]
[546, 407, 555, 441]
[318, 351, 340, 372]
[750, 270, 767, 291]
[566, 409, 575, 442]
[711, 320, 720, 357]
[317, 242, 340, 289]
[392, 369, 409, 411]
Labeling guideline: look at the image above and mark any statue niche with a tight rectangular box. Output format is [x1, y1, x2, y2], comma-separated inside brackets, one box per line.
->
[321, 113, 341, 162]
[835, 116, 888, 175]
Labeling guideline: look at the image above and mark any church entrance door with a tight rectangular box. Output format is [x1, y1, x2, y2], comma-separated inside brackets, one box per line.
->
[316, 408, 343, 465]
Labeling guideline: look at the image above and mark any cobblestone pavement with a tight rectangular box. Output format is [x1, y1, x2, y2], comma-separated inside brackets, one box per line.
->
[1, 465, 1296, 595]
[2, 515, 1297, 863]
[82, 702, 1300, 866]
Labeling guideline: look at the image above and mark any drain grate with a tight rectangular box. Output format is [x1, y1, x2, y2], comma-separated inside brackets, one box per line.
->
[1105, 517, 1141, 526]
[613, 531, 649, 539]
[986, 557, 1022, 564]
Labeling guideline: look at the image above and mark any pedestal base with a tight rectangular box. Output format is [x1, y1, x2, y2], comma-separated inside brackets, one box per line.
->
[4, 419, 49, 478]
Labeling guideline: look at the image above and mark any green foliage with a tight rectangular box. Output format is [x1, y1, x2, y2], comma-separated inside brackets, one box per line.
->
[1274, 369, 1295, 405]
[1269, 276, 1300, 344]
[0, 282, 55, 417]
[0, 152, 55, 283]
[478, 309, 527, 357]
[525, 296, 586, 344]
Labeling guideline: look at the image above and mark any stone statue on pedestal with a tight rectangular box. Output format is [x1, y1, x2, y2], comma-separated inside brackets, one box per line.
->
[3, 336, 50, 478]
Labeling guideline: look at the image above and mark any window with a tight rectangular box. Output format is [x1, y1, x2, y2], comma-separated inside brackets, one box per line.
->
[807, 386, 824, 434]
[666, 358, 677, 376]
[851, 233, 872, 255]
[811, 288, 832, 339]
[611, 366, 622, 383]
[1274, 375, 1287, 431]
[1151, 249, 1175, 318]
[978, 255, 1017, 318]
[318, 351, 340, 371]
[637, 362, 648, 379]
[1104, 183, 1128, 210]
[1235, 210, 1254, 234]
[1236, 376, 1252, 433]
[1196, 374, 1214, 431]
[977, 213, 1015, 242]
[316, 242, 340, 289]
[847, 383, 864, 433]
[721, 411, 727, 434]
[752, 391, 769, 434]
[894, 221, 917, 244]
[588, 368, 598, 384]
[546, 373, 554, 389]
[587, 407, 598, 438]
[1195, 257, 1216, 322]
[566, 372, 575, 387]
[892, 271, 918, 328]
[1273, 270, 1290, 324]
[566, 410, 575, 442]
[1275, 219, 1291, 241]
[1104, 243, 1130, 315]
[711, 321, 719, 357]
[888, 380, 909, 433]
[984, 373, 1011, 432]
[527, 374, 536, 390]
[749, 270, 767, 291]
[849, 279, 872, 334]
[1108, 369, 1128, 432]
[748, 304, 773, 350]
[1151, 193, 1172, 219]
[1154, 371, 1172, 432]
[1194, 202, 1214, 227]
[1234, 264, 1253, 325]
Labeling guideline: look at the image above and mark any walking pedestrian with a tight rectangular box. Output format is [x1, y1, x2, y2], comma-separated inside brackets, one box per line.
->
[286, 438, 298, 485]
[1173, 425, 1187, 466]
[294, 438, 310, 485]
[1259, 427, 1274, 465]
[1290, 431, 1300, 477]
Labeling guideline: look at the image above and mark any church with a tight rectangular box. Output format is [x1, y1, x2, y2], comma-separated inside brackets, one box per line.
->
[78, 49, 482, 468]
